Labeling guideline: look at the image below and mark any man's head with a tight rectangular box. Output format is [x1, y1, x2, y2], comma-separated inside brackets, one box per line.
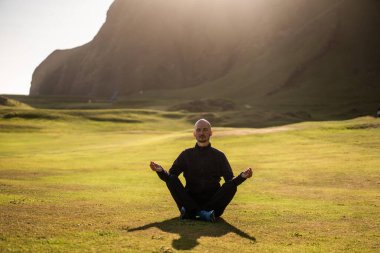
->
[193, 119, 212, 147]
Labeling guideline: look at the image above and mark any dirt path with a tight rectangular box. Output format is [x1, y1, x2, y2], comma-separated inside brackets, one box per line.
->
[214, 125, 294, 136]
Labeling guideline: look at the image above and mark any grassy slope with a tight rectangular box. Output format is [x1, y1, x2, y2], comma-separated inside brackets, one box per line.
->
[121, 0, 380, 122]
[0, 105, 379, 252]
[6, 1, 380, 128]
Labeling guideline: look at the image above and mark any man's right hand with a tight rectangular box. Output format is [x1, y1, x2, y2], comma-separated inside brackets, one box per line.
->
[150, 161, 163, 172]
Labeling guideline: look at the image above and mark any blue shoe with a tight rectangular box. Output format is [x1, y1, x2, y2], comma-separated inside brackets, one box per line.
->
[197, 210, 215, 222]
[180, 206, 187, 220]
[180, 206, 196, 220]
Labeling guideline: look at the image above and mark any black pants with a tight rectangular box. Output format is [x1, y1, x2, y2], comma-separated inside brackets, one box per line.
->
[165, 175, 237, 217]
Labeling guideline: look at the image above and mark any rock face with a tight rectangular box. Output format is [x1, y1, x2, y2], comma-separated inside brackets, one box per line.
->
[30, 0, 380, 100]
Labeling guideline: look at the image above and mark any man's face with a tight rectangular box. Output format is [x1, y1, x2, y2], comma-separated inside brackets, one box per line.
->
[193, 120, 212, 144]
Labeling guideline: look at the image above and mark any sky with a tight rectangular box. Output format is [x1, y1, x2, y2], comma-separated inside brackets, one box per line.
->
[0, 0, 114, 95]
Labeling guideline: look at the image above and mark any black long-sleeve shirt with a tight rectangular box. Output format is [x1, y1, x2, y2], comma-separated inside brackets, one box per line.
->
[157, 143, 246, 201]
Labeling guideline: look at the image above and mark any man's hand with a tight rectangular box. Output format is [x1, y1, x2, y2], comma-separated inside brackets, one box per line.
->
[241, 167, 253, 179]
[150, 161, 163, 172]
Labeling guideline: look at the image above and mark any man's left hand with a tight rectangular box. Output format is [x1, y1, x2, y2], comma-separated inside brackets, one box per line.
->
[241, 168, 253, 179]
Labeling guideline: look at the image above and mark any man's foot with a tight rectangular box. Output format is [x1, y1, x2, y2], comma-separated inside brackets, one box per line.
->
[180, 206, 187, 220]
[197, 210, 215, 222]
[180, 207, 195, 220]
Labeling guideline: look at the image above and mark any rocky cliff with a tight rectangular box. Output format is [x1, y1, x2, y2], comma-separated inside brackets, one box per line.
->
[30, 0, 380, 103]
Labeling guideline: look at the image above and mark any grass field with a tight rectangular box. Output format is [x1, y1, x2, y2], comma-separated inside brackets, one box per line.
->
[0, 105, 379, 252]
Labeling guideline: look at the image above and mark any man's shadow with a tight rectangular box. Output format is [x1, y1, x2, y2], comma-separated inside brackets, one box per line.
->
[127, 217, 256, 250]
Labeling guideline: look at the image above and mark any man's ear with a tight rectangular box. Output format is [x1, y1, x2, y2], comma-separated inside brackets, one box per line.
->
[210, 130, 213, 137]
[193, 131, 196, 137]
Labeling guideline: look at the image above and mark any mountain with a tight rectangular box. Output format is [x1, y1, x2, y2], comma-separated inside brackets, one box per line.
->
[30, 0, 380, 118]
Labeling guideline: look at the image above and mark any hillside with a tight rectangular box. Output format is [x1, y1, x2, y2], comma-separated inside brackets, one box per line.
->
[29, 0, 380, 123]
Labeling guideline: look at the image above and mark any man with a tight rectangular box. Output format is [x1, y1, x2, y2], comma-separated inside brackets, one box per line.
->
[150, 119, 253, 222]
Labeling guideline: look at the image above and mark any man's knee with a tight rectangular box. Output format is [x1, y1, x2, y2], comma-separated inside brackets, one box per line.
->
[215, 209, 224, 218]
[167, 174, 179, 182]
[222, 181, 237, 193]
[166, 175, 183, 188]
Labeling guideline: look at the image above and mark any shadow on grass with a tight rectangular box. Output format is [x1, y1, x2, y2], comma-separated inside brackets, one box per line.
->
[128, 217, 256, 250]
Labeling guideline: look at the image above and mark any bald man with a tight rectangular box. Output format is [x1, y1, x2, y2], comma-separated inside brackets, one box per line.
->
[150, 119, 253, 222]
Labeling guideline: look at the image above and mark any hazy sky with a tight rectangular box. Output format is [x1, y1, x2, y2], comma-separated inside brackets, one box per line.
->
[0, 0, 113, 95]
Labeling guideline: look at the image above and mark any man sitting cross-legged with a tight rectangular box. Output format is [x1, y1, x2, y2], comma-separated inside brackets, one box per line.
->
[150, 119, 253, 222]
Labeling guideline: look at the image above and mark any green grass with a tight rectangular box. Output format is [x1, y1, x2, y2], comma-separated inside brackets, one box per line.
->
[0, 105, 379, 252]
